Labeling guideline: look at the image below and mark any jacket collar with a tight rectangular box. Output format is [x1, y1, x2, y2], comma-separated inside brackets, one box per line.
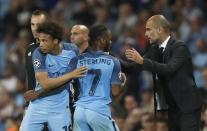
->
[163, 36, 175, 54]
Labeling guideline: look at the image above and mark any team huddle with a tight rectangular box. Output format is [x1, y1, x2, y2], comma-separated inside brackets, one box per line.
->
[20, 8, 203, 131]
[20, 10, 126, 131]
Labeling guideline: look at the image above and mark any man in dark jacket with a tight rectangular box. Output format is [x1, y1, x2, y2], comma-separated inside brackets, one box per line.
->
[125, 14, 203, 131]
[24, 10, 49, 131]
[25, 10, 49, 93]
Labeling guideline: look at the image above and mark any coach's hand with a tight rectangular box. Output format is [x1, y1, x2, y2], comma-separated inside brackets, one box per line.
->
[24, 90, 38, 101]
[125, 48, 144, 64]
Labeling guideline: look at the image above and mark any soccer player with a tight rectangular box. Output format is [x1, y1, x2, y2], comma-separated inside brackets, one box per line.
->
[71, 25, 126, 131]
[25, 10, 49, 94]
[24, 9, 49, 131]
[20, 21, 88, 131]
[26, 24, 91, 95]
[70, 25, 90, 54]
[70, 24, 90, 113]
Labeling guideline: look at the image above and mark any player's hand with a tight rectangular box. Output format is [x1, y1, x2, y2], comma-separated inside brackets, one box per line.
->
[125, 48, 144, 64]
[70, 66, 88, 78]
[24, 90, 38, 101]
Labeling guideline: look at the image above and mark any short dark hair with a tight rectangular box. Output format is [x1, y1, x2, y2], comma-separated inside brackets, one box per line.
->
[37, 22, 63, 41]
[32, 10, 49, 19]
[89, 25, 109, 49]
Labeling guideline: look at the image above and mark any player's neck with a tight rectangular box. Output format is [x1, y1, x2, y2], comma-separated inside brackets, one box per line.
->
[51, 43, 62, 55]
[80, 42, 89, 54]
[93, 48, 105, 53]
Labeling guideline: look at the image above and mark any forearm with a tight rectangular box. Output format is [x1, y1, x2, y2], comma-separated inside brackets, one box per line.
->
[119, 83, 128, 96]
[36, 66, 88, 90]
[34, 65, 87, 94]
[24, 83, 67, 101]
[112, 84, 128, 103]
[141, 45, 189, 76]
[143, 54, 188, 76]
[112, 72, 127, 97]
[37, 73, 73, 90]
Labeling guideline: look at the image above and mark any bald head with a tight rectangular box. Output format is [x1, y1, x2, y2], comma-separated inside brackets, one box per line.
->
[147, 15, 170, 33]
[145, 15, 171, 44]
[72, 25, 89, 34]
[70, 25, 89, 53]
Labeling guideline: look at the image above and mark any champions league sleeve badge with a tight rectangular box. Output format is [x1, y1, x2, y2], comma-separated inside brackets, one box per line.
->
[33, 59, 41, 68]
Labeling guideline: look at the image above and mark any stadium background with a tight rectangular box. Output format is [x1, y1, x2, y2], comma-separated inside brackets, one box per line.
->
[0, 0, 207, 131]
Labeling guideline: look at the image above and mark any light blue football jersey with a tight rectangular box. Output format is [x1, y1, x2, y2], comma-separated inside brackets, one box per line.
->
[70, 51, 122, 116]
[31, 42, 79, 113]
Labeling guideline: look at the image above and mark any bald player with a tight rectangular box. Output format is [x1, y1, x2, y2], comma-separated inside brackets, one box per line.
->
[69, 25, 91, 110]
[70, 25, 89, 54]
[125, 15, 202, 131]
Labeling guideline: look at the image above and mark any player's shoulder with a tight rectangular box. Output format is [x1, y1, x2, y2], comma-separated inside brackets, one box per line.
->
[62, 42, 78, 50]
[79, 50, 102, 60]
[33, 47, 46, 57]
[62, 42, 79, 55]
[78, 50, 93, 58]
[27, 42, 38, 51]
[102, 53, 119, 62]
[104, 54, 121, 67]
[33, 47, 41, 54]
[76, 52, 87, 60]
[73, 51, 97, 62]
[96, 52, 120, 65]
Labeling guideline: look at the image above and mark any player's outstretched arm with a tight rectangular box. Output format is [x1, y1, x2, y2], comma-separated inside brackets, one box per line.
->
[36, 66, 88, 90]
[24, 66, 88, 101]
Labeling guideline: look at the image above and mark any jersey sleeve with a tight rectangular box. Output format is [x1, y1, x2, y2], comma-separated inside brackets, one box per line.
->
[32, 48, 47, 72]
[62, 42, 79, 56]
[70, 43, 79, 56]
[68, 56, 78, 71]
[111, 58, 122, 85]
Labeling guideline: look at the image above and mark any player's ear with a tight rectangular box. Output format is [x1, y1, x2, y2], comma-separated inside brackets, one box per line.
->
[158, 27, 163, 33]
[53, 39, 58, 44]
[84, 34, 89, 41]
[100, 38, 106, 44]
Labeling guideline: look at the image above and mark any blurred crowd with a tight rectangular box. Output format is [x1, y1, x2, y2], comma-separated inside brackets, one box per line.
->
[0, 0, 207, 131]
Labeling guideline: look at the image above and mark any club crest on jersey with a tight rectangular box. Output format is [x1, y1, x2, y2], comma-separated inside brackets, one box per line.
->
[33, 59, 41, 68]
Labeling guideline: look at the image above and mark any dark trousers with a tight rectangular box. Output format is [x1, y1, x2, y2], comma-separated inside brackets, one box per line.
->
[168, 107, 201, 131]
